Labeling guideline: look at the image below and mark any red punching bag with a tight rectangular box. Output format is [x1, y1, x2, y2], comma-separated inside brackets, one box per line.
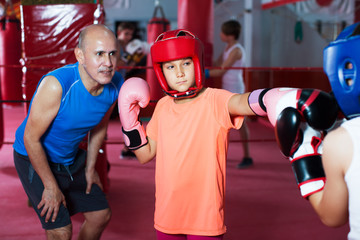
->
[178, 0, 213, 67]
[0, 15, 22, 106]
[146, 4, 170, 105]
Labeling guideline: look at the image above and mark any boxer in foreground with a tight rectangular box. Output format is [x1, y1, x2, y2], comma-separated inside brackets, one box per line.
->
[118, 29, 337, 240]
[254, 23, 360, 240]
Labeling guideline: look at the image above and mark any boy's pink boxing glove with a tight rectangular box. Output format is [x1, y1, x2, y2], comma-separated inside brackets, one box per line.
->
[118, 77, 150, 150]
[248, 88, 337, 131]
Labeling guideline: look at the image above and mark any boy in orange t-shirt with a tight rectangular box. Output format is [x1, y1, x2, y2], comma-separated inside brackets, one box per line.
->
[118, 29, 340, 240]
[118, 29, 255, 240]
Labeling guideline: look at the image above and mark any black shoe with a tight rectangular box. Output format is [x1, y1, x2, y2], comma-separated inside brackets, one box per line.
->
[120, 149, 136, 159]
[237, 157, 253, 169]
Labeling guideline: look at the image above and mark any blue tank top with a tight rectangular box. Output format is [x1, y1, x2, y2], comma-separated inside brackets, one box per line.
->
[13, 62, 124, 165]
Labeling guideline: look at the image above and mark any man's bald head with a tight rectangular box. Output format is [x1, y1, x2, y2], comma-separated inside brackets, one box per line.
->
[77, 24, 117, 50]
[74, 24, 119, 86]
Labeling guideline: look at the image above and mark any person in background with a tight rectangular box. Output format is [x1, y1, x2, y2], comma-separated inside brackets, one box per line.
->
[13, 24, 123, 240]
[116, 22, 149, 159]
[116, 22, 136, 78]
[207, 20, 253, 169]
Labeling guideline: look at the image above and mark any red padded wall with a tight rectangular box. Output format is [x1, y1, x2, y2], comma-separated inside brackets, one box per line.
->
[0, 16, 22, 106]
[21, 3, 105, 113]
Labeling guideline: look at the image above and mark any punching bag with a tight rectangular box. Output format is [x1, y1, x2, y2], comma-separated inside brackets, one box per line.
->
[178, 0, 213, 67]
[0, 15, 22, 106]
[146, 4, 170, 105]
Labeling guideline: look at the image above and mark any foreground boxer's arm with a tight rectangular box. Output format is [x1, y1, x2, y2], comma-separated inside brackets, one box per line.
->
[242, 87, 339, 199]
[118, 77, 156, 164]
[307, 127, 350, 227]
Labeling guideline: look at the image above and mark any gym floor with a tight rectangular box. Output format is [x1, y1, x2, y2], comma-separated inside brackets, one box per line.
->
[0, 104, 349, 240]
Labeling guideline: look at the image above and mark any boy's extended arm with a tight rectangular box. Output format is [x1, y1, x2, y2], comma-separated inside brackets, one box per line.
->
[233, 88, 338, 130]
[228, 92, 254, 116]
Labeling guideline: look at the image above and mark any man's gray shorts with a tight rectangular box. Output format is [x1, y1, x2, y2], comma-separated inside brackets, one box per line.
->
[13, 149, 109, 230]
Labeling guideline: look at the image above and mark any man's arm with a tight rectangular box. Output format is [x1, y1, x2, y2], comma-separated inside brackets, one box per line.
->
[23, 75, 66, 223]
[308, 127, 351, 227]
[85, 102, 116, 194]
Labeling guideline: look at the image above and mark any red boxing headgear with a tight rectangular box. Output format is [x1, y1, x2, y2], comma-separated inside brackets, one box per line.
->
[150, 29, 205, 98]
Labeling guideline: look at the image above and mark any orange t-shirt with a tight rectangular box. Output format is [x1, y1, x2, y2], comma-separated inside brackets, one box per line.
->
[146, 88, 243, 236]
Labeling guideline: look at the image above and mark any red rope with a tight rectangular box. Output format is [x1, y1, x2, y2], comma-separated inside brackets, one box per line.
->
[0, 64, 324, 72]
[1, 138, 276, 145]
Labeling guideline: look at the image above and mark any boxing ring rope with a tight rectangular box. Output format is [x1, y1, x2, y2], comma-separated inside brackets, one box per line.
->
[0, 63, 329, 145]
[0, 64, 326, 103]
[0, 64, 325, 71]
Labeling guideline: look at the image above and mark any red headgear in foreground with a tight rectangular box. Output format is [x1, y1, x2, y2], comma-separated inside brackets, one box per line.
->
[151, 29, 205, 98]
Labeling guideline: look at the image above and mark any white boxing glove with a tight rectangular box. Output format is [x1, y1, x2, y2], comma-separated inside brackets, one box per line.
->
[126, 39, 150, 55]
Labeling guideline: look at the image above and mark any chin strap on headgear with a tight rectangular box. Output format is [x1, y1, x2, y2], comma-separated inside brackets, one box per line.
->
[323, 22, 360, 119]
[150, 29, 205, 99]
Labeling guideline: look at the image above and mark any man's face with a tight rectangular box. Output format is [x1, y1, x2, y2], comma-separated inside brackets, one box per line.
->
[79, 28, 119, 85]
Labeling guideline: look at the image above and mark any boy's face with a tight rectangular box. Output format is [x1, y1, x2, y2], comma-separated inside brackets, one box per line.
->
[117, 28, 134, 45]
[220, 31, 234, 43]
[220, 31, 227, 42]
[162, 58, 195, 93]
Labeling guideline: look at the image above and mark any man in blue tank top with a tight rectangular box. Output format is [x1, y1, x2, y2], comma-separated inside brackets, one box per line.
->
[13, 24, 124, 240]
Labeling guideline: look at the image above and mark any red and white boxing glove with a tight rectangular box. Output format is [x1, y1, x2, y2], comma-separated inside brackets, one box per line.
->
[276, 108, 326, 198]
[290, 124, 325, 198]
[248, 88, 339, 198]
[248, 88, 338, 131]
[118, 77, 150, 150]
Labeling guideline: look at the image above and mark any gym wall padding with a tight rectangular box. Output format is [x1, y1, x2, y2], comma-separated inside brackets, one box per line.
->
[20, 2, 104, 113]
[244, 68, 331, 93]
[0, 15, 22, 106]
